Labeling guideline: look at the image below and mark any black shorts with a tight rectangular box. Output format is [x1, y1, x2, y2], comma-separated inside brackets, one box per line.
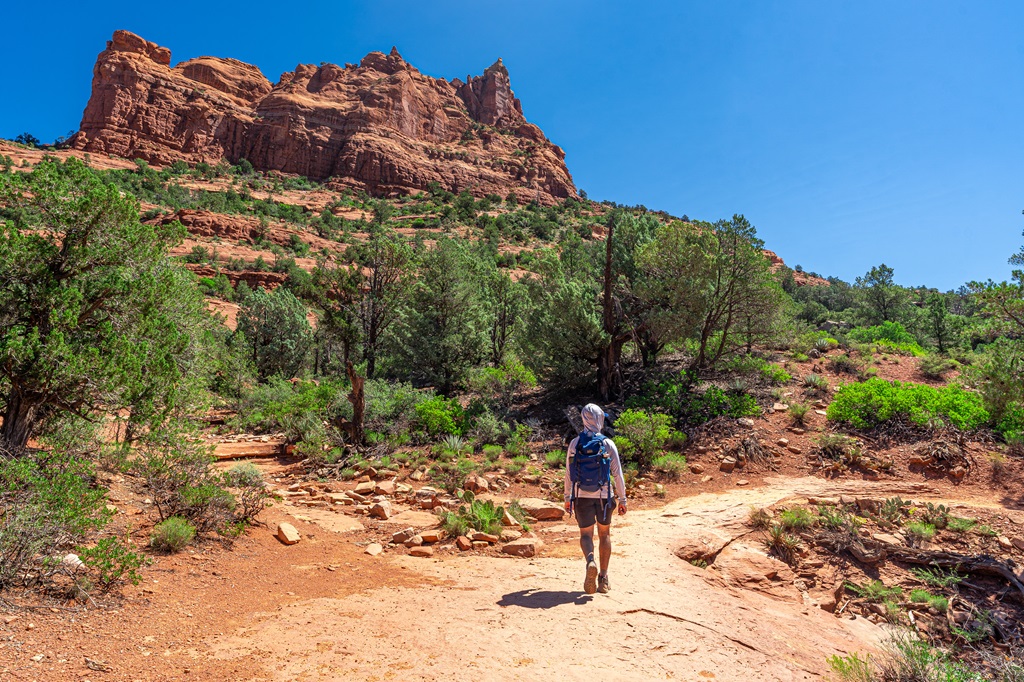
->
[574, 497, 614, 528]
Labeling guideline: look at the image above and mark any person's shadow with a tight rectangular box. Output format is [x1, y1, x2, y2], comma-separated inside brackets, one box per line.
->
[497, 589, 593, 608]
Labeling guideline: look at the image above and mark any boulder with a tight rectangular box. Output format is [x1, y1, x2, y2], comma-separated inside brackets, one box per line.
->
[456, 536, 473, 551]
[276, 523, 301, 545]
[502, 538, 544, 558]
[392, 527, 417, 544]
[719, 458, 737, 473]
[409, 546, 434, 558]
[375, 480, 396, 496]
[517, 498, 564, 521]
[369, 501, 393, 520]
[364, 543, 383, 556]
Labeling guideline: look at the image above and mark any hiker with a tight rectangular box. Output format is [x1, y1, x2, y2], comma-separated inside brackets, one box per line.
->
[564, 403, 627, 595]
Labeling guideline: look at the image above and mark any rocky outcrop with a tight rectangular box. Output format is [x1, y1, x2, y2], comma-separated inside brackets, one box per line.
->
[72, 31, 576, 204]
[764, 250, 830, 287]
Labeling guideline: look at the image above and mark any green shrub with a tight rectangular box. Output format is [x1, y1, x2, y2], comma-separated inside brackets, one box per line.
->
[651, 453, 688, 478]
[78, 537, 148, 590]
[544, 451, 565, 469]
[468, 410, 510, 444]
[848, 322, 925, 356]
[482, 444, 504, 460]
[779, 508, 815, 530]
[909, 589, 948, 613]
[788, 402, 810, 425]
[846, 579, 902, 603]
[761, 363, 792, 385]
[904, 521, 936, 545]
[946, 516, 977, 533]
[911, 566, 964, 589]
[804, 373, 829, 392]
[232, 378, 347, 440]
[439, 494, 505, 536]
[919, 354, 959, 379]
[0, 450, 110, 590]
[827, 652, 875, 682]
[363, 379, 431, 435]
[763, 524, 801, 563]
[414, 395, 465, 437]
[150, 517, 196, 552]
[614, 409, 682, 469]
[826, 378, 989, 431]
[628, 373, 759, 428]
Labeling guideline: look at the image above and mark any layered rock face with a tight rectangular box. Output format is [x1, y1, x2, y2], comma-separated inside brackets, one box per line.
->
[72, 31, 576, 203]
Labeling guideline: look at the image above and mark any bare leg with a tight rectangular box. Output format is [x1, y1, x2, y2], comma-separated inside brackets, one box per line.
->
[579, 524, 595, 560]
[597, 523, 612, 574]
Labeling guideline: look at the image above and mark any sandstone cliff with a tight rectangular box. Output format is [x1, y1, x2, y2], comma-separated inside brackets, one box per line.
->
[72, 31, 576, 203]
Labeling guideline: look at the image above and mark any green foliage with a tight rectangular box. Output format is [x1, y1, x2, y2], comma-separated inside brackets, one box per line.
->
[468, 359, 537, 411]
[912, 566, 964, 589]
[846, 580, 902, 603]
[0, 449, 110, 589]
[854, 264, 910, 326]
[878, 496, 911, 526]
[763, 524, 801, 563]
[651, 453, 688, 478]
[613, 409, 682, 468]
[909, 589, 948, 613]
[150, 517, 197, 552]
[236, 286, 313, 380]
[919, 354, 959, 379]
[946, 516, 977, 533]
[78, 537, 148, 590]
[848, 322, 924, 356]
[922, 503, 950, 529]
[414, 395, 465, 437]
[904, 521, 936, 545]
[779, 508, 815, 530]
[826, 378, 989, 431]
[788, 402, 810, 425]
[544, 450, 565, 469]
[232, 378, 346, 440]
[506, 499, 531, 530]
[827, 652, 875, 682]
[804, 373, 829, 392]
[440, 495, 505, 536]
[628, 373, 759, 428]
[0, 156, 213, 448]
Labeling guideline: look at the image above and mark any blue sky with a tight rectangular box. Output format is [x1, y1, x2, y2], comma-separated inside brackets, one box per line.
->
[2, 1, 1021, 289]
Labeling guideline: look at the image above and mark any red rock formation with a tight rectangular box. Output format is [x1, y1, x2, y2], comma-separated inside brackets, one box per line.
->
[764, 250, 830, 287]
[72, 31, 576, 203]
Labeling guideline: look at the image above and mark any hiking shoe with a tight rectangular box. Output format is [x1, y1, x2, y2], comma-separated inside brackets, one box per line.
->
[584, 559, 599, 594]
[598, 574, 610, 594]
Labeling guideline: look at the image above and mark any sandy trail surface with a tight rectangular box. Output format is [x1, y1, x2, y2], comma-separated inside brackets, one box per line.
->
[202, 476, 951, 681]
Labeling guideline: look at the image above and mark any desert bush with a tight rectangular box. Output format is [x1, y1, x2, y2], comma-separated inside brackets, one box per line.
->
[848, 322, 926, 356]
[912, 566, 964, 589]
[414, 395, 465, 438]
[544, 451, 565, 469]
[651, 453, 688, 478]
[748, 507, 773, 529]
[779, 508, 815, 531]
[614, 409, 681, 469]
[904, 521, 936, 546]
[878, 496, 911, 526]
[468, 410, 511, 445]
[919, 354, 959, 379]
[788, 403, 810, 425]
[826, 378, 989, 431]
[908, 589, 948, 613]
[439, 492, 505, 536]
[232, 378, 347, 441]
[628, 374, 759, 428]
[363, 379, 430, 435]
[922, 503, 950, 529]
[0, 449, 109, 590]
[78, 537, 148, 590]
[468, 359, 537, 411]
[946, 516, 977, 533]
[150, 517, 197, 552]
[827, 652, 875, 682]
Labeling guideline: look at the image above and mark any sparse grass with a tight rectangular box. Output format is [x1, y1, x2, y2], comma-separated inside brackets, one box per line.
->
[827, 652, 875, 682]
[544, 450, 565, 469]
[504, 455, 529, 475]
[909, 589, 949, 613]
[846, 579, 902, 603]
[912, 566, 965, 589]
[975, 524, 998, 537]
[904, 521, 936, 546]
[506, 499, 531, 531]
[946, 517, 977, 533]
[748, 507, 772, 529]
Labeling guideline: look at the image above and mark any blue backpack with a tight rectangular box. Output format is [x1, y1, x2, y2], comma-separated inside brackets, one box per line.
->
[569, 431, 612, 506]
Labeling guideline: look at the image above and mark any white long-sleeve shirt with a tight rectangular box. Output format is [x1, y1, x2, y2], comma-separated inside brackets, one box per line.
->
[563, 435, 627, 503]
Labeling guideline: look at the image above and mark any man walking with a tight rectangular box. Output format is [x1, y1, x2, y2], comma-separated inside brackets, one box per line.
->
[564, 404, 627, 595]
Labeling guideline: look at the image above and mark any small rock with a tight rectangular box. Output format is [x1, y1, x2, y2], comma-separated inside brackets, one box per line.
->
[392, 527, 417, 544]
[275, 523, 301, 545]
[736, 480, 749, 486]
[31, 654, 44, 662]
[404, 535, 424, 547]
[410, 470, 424, 482]
[719, 458, 737, 473]
[471, 532, 499, 544]
[472, 540, 490, 550]
[772, 403, 788, 412]
[456, 536, 473, 551]
[689, 463, 705, 475]
[374, 480, 396, 496]
[776, 438, 789, 446]
[517, 497, 564, 520]
[737, 418, 755, 428]
[502, 538, 544, 558]
[814, 410, 827, 416]
[104, 504, 118, 514]
[354, 481, 376, 495]
[364, 543, 383, 556]
[501, 529, 522, 542]
[409, 546, 434, 558]
[701, 475, 713, 483]
[950, 466, 967, 481]
[1012, 537, 1024, 551]
[369, 501, 393, 519]
[61, 553, 85, 571]
[465, 475, 490, 493]
[789, 427, 806, 435]
[998, 536, 1013, 550]
[787, 446, 802, 454]
[420, 530, 445, 543]
[502, 509, 518, 527]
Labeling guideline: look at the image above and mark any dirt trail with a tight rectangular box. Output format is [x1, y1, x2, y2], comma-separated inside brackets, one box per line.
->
[202, 476, 958, 681]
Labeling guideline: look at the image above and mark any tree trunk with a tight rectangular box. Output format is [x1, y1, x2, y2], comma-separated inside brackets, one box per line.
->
[345, 361, 365, 446]
[1, 389, 37, 451]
